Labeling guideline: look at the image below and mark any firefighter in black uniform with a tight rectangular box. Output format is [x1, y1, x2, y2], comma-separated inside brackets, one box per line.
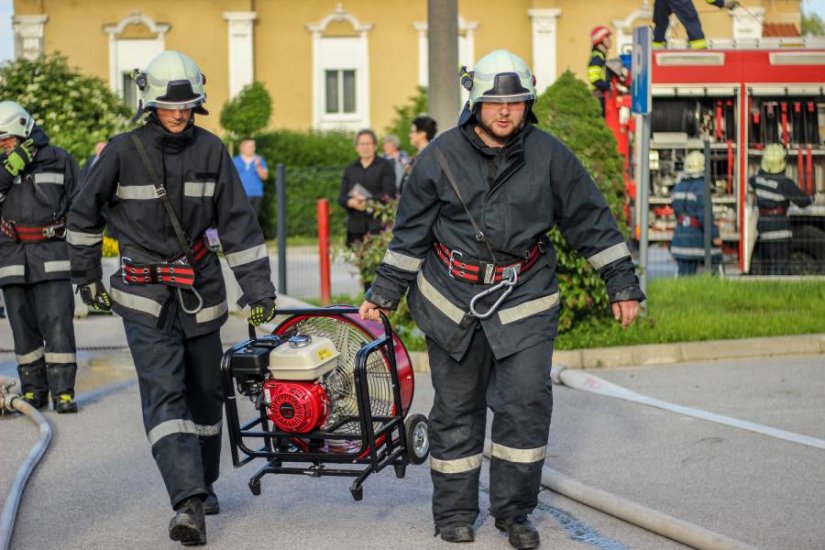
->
[359, 50, 644, 549]
[749, 144, 812, 275]
[0, 100, 80, 413]
[67, 51, 276, 546]
[653, 0, 739, 49]
[587, 26, 612, 116]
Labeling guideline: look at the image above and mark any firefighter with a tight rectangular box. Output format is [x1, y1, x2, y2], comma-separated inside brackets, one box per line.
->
[67, 51, 276, 546]
[587, 25, 612, 116]
[669, 151, 723, 276]
[0, 100, 80, 413]
[749, 144, 812, 275]
[653, 0, 740, 50]
[359, 50, 644, 549]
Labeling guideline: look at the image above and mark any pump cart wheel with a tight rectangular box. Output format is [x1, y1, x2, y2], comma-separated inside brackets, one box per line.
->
[405, 414, 429, 465]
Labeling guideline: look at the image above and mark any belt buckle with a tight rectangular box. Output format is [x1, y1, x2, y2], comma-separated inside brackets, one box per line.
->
[121, 257, 132, 284]
[681, 217, 691, 228]
[502, 264, 520, 283]
[448, 249, 464, 279]
[42, 225, 55, 239]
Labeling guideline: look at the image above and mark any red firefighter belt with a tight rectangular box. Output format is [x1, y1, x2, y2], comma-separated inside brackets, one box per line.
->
[435, 241, 542, 284]
[121, 238, 210, 289]
[0, 218, 66, 242]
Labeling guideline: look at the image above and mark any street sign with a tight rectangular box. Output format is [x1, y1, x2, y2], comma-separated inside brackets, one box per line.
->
[631, 26, 651, 115]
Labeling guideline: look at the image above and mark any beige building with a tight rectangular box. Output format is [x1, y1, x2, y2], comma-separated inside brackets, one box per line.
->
[11, 0, 803, 136]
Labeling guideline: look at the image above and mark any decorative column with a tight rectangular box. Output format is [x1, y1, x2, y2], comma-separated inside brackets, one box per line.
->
[223, 12, 258, 98]
[528, 9, 561, 93]
[12, 15, 49, 61]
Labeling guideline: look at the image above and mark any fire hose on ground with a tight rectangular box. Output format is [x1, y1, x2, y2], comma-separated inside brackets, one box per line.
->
[0, 376, 52, 550]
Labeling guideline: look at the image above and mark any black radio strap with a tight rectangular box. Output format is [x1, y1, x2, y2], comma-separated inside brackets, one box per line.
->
[130, 134, 196, 264]
[432, 145, 497, 264]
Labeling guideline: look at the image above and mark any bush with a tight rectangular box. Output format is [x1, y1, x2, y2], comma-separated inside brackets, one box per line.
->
[533, 70, 628, 332]
[383, 86, 428, 155]
[0, 54, 131, 162]
[219, 81, 273, 146]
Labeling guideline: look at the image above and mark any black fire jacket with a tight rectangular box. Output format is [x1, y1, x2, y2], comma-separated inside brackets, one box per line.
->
[366, 121, 644, 360]
[67, 116, 275, 337]
[0, 126, 79, 287]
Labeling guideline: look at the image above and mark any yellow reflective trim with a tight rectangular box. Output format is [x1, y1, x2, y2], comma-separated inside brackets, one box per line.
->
[416, 272, 465, 325]
[382, 249, 423, 273]
[0, 265, 25, 279]
[66, 229, 104, 246]
[45, 352, 77, 363]
[225, 244, 267, 267]
[498, 293, 559, 325]
[490, 442, 546, 463]
[195, 301, 227, 324]
[587, 242, 631, 270]
[110, 287, 163, 317]
[430, 453, 483, 474]
[16, 346, 45, 365]
[44, 260, 71, 273]
[689, 39, 708, 50]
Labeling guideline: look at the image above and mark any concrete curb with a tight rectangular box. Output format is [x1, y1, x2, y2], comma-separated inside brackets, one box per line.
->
[407, 333, 825, 373]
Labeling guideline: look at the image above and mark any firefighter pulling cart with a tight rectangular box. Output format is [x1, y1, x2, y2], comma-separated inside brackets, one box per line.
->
[222, 307, 428, 501]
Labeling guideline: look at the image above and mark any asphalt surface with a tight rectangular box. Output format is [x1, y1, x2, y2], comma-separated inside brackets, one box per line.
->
[2, 308, 824, 549]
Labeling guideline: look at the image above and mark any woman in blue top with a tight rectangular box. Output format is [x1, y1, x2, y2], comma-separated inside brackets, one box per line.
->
[233, 138, 269, 219]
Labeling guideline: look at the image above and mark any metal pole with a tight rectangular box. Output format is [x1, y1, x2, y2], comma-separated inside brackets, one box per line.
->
[638, 114, 651, 307]
[428, 0, 459, 133]
[703, 140, 712, 271]
[317, 199, 331, 305]
[276, 163, 287, 294]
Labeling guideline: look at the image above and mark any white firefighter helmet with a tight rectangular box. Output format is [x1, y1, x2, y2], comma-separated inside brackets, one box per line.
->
[133, 51, 207, 117]
[0, 101, 34, 140]
[761, 144, 786, 174]
[464, 50, 536, 110]
[684, 151, 705, 178]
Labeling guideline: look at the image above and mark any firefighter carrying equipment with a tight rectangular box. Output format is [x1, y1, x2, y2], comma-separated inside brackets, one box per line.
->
[2, 139, 35, 177]
[0, 100, 34, 139]
[132, 51, 208, 119]
[761, 143, 787, 174]
[0, 217, 65, 242]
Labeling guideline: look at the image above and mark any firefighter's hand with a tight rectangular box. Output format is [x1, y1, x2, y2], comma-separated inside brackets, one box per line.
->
[2, 139, 35, 177]
[612, 300, 640, 329]
[78, 280, 112, 312]
[249, 297, 276, 326]
[359, 300, 392, 322]
[723, 0, 739, 9]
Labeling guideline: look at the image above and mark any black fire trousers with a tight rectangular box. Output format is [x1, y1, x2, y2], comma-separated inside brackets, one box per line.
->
[427, 326, 554, 528]
[123, 309, 224, 509]
[3, 280, 77, 402]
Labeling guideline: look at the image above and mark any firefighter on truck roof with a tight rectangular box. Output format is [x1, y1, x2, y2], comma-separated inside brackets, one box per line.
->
[359, 50, 644, 550]
[0, 100, 80, 413]
[67, 51, 277, 546]
[653, 0, 740, 50]
[587, 25, 612, 116]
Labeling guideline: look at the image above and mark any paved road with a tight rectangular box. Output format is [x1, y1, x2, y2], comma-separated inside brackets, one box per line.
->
[3, 347, 824, 549]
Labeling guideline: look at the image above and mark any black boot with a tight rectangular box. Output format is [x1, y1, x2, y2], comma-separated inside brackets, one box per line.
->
[54, 392, 78, 414]
[435, 523, 475, 543]
[18, 362, 48, 409]
[169, 497, 206, 546]
[203, 484, 220, 515]
[20, 391, 47, 409]
[495, 515, 540, 549]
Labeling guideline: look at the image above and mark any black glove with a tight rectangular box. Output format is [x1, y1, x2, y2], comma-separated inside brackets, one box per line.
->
[248, 297, 276, 326]
[2, 139, 35, 177]
[78, 280, 112, 312]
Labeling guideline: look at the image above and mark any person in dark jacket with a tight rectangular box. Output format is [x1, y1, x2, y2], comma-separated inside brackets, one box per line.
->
[653, 0, 739, 49]
[0, 100, 80, 413]
[587, 26, 612, 116]
[359, 50, 644, 550]
[749, 144, 812, 275]
[338, 128, 396, 248]
[670, 151, 723, 276]
[67, 51, 276, 547]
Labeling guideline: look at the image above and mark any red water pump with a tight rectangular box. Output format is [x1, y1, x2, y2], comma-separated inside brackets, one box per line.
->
[263, 379, 329, 433]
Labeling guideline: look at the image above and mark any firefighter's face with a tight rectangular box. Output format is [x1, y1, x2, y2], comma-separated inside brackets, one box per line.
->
[0, 136, 18, 154]
[478, 101, 526, 141]
[155, 108, 193, 134]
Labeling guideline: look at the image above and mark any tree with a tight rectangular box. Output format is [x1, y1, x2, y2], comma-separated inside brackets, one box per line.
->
[533, 70, 628, 332]
[0, 54, 131, 162]
[219, 81, 273, 145]
[802, 11, 825, 36]
[383, 86, 428, 155]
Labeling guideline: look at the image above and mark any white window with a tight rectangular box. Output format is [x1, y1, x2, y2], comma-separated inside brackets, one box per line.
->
[308, 7, 373, 131]
[104, 13, 168, 104]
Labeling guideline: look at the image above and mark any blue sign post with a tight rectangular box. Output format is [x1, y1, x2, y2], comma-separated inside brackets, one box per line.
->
[631, 26, 652, 304]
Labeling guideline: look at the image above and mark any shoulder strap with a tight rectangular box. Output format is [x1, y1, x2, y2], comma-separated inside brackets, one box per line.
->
[432, 144, 497, 263]
[130, 133, 196, 264]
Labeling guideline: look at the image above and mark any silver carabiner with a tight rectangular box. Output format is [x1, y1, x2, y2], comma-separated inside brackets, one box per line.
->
[177, 286, 204, 315]
[468, 266, 519, 320]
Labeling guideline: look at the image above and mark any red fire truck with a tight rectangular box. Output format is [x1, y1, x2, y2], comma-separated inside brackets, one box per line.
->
[606, 39, 825, 274]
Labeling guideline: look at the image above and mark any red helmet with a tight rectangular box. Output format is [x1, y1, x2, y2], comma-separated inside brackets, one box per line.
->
[591, 25, 612, 46]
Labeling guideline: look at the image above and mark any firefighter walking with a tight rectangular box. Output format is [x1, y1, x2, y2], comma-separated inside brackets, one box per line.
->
[67, 51, 276, 546]
[359, 50, 644, 549]
[749, 144, 812, 275]
[653, 0, 740, 49]
[0, 100, 80, 413]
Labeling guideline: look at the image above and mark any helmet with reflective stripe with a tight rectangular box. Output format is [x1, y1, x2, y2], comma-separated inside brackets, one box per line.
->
[684, 151, 705, 178]
[134, 51, 207, 117]
[0, 101, 34, 140]
[761, 144, 786, 174]
[591, 25, 612, 46]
